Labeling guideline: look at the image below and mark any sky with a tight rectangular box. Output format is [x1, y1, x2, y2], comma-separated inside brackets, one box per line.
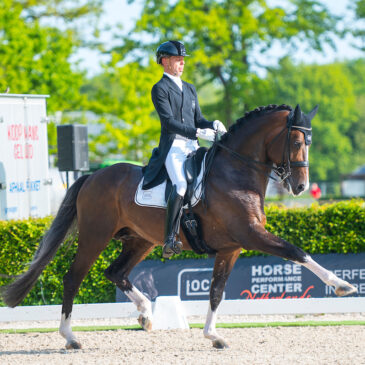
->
[75, 0, 364, 76]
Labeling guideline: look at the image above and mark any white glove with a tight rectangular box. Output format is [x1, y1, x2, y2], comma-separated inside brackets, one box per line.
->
[196, 128, 216, 142]
[213, 120, 227, 134]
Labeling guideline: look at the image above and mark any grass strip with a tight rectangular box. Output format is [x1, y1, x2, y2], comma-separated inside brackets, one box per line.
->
[1, 320, 364, 334]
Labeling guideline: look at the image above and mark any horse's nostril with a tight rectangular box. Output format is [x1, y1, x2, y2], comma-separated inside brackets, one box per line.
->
[298, 184, 305, 192]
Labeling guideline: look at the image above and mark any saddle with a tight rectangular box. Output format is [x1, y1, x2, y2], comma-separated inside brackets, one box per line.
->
[180, 148, 216, 256]
[135, 147, 216, 256]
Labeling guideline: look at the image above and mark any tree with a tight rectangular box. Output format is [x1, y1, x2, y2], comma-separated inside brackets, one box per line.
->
[354, 0, 365, 50]
[121, 0, 340, 126]
[245, 57, 359, 182]
[82, 55, 162, 162]
[0, 0, 102, 112]
[355, 0, 365, 18]
[343, 59, 365, 169]
[0, 0, 103, 156]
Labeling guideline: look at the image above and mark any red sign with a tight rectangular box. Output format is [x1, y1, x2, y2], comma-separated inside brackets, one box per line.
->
[8, 124, 38, 159]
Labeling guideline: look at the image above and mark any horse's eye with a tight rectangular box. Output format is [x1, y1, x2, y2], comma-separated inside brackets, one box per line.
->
[294, 141, 302, 149]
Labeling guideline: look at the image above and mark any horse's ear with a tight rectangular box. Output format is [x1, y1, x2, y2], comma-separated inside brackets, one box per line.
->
[307, 105, 319, 121]
[293, 104, 302, 124]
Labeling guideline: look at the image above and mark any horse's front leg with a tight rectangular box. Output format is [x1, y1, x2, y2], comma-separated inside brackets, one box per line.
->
[247, 223, 357, 296]
[204, 249, 241, 349]
[300, 255, 357, 296]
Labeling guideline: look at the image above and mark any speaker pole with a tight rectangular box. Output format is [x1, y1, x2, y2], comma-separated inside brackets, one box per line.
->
[66, 171, 69, 190]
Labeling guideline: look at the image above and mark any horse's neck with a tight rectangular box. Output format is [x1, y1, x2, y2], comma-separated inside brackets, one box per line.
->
[229, 117, 273, 159]
[212, 115, 278, 195]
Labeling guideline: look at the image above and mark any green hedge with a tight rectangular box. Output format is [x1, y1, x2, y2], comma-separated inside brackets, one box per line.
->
[0, 200, 364, 306]
[264, 200, 365, 255]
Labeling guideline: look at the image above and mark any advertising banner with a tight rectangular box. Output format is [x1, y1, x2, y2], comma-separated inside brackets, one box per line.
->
[116, 253, 365, 302]
[0, 94, 50, 219]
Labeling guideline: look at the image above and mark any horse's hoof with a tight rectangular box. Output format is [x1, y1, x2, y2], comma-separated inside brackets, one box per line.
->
[212, 339, 229, 349]
[335, 283, 358, 297]
[138, 314, 152, 332]
[65, 340, 82, 350]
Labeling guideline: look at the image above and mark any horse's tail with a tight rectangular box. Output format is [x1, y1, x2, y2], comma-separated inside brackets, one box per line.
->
[1, 174, 90, 308]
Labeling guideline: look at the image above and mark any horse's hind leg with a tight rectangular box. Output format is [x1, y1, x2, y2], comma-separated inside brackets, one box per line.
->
[204, 248, 241, 349]
[60, 231, 112, 349]
[248, 224, 357, 296]
[104, 236, 155, 331]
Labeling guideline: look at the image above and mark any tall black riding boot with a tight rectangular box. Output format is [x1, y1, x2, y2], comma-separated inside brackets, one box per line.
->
[162, 186, 184, 258]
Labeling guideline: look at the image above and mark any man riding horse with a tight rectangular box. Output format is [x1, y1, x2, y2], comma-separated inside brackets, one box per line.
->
[142, 40, 227, 258]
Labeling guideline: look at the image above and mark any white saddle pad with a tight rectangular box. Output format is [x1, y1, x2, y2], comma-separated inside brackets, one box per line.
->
[135, 154, 206, 209]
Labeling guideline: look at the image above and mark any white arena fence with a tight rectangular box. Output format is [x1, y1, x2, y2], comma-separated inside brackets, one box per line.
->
[0, 297, 364, 323]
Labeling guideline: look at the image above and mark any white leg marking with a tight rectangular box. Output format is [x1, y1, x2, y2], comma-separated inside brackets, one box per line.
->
[59, 313, 79, 347]
[203, 306, 218, 340]
[299, 255, 357, 296]
[300, 255, 343, 286]
[125, 286, 152, 318]
[203, 305, 228, 348]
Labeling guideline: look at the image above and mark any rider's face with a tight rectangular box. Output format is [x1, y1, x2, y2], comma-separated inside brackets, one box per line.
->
[163, 56, 185, 77]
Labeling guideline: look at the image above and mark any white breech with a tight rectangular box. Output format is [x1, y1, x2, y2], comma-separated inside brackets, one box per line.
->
[165, 137, 199, 197]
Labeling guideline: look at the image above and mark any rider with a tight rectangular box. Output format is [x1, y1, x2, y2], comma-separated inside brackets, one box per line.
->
[142, 40, 227, 258]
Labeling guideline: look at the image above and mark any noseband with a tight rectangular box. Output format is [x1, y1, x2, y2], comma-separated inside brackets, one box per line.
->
[214, 114, 311, 184]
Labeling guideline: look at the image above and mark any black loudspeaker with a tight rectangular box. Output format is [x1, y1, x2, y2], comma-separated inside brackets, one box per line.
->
[57, 125, 89, 171]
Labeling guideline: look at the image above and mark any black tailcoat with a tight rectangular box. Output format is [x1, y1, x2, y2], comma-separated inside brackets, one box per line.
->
[142, 74, 214, 190]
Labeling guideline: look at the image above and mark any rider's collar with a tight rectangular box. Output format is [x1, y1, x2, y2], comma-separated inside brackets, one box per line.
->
[164, 72, 182, 90]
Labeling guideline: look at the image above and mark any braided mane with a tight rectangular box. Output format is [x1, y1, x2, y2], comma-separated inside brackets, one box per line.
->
[220, 104, 292, 143]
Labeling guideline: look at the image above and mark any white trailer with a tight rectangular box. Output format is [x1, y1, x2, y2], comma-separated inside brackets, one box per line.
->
[0, 94, 51, 220]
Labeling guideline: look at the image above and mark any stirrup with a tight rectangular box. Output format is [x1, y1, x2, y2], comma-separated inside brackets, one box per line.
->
[162, 238, 183, 258]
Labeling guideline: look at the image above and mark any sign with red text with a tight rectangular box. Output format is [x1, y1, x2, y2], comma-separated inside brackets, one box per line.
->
[116, 253, 365, 302]
[0, 94, 51, 220]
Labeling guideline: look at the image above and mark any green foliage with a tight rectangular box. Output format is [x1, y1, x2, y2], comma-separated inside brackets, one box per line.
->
[0, 0, 102, 112]
[265, 200, 365, 255]
[246, 58, 360, 181]
[354, 0, 365, 50]
[0, 200, 364, 306]
[72, 1, 363, 176]
[343, 59, 365, 169]
[82, 58, 162, 162]
[0, 218, 122, 306]
[0, 0, 102, 159]
[356, 0, 365, 18]
[123, 0, 339, 125]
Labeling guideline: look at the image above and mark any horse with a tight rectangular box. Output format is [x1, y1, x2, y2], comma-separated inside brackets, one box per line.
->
[1, 104, 357, 350]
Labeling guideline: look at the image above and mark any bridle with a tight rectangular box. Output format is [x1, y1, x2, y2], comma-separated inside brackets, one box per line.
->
[213, 112, 311, 184]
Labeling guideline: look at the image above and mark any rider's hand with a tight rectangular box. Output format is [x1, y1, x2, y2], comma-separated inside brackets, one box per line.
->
[196, 128, 216, 142]
[213, 120, 227, 135]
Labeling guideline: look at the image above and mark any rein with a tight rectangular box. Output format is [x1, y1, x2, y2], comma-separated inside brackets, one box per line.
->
[202, 114, 310, 192]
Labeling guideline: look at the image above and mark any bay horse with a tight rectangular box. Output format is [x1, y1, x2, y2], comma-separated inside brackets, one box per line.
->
[1, 104, 357, 350]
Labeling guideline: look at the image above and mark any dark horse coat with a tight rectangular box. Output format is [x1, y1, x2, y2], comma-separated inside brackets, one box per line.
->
[142, 74, 214, 190]
[2, 104, 358, 352]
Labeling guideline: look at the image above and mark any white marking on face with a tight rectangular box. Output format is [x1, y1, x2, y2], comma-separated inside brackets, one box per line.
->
[304, 146, 310, 190]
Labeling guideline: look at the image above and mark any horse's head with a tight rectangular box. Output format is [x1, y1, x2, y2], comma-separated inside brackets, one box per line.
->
[268, 104, 318, 196]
